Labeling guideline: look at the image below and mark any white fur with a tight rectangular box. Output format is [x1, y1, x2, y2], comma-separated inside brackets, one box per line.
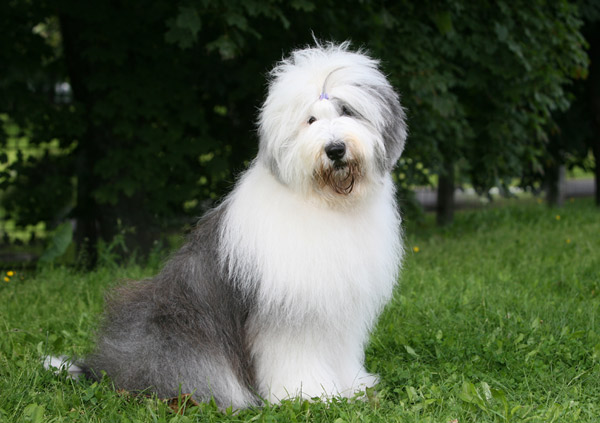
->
[258, 42, 407, 201]
[216, 42, 406, 403]
[220, 165, 402, 402]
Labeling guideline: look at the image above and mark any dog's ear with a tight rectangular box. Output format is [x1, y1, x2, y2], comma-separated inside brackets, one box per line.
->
[380, 86, 407, 170]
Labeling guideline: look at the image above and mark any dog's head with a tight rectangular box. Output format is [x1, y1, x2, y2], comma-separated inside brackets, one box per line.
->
[258, 42, 407, 205]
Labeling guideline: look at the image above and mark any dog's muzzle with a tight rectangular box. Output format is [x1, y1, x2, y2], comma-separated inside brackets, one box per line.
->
[315, 141, 362, 195]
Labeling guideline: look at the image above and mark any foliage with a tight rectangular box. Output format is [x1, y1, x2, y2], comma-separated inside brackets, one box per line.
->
[0, 0, 590, 255]
[1, 199, 599, 421]
[1, 0, 297, 257]
[535, 0, 600, 205]
[165, 1, 315, 55]
[361, 1, 587, 194]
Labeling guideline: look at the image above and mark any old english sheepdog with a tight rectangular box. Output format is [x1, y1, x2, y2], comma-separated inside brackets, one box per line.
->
[49, 41, 407, 409]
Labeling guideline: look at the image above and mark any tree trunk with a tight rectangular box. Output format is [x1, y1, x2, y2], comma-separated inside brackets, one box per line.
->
[588, 22, 600, 207]
[545, 164, 566, 207]
[59, 13, 166, 266]
[436, 158, 455, 226]
[59, 13, 100, 268]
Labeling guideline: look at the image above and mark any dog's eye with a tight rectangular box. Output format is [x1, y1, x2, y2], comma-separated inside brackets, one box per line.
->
[307, 116, 317, 125]
[341, 106, 353, 117]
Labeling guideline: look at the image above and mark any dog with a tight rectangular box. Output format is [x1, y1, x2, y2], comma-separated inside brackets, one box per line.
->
[48, 41, 407, 409]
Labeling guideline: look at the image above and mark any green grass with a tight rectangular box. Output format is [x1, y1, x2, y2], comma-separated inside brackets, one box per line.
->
[1, 198, 599, 422]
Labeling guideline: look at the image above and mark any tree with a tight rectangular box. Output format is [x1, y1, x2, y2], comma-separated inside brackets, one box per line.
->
[360, 1, 587, 224]
[562, 1, 600, 206]
[1, 0, 310, 265]
[519, 1, 600, 208]
[0, 1, 590, 267]
[589, 20, 600, 206]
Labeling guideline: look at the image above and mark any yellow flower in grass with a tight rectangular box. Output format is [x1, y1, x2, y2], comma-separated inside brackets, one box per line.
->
[566, 239, 571, 244]
[4, 271, 15, 282]
[555, 215, 561, 221]
[413, 246, 420, 253]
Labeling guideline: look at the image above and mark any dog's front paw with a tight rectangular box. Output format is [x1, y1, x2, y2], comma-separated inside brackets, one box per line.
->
[336, 370, 380, 399]
[265, 378, 339, 404]
[355, 372, 379, 390]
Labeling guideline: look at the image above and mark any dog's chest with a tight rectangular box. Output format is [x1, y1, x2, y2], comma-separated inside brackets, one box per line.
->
[221, 169, 402, 319]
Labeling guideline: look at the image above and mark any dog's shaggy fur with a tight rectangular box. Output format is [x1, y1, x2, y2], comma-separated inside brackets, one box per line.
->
[69, 42, 407, 409]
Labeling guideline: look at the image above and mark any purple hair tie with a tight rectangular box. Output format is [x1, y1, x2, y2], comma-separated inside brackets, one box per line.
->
[319, 92, 329, 100]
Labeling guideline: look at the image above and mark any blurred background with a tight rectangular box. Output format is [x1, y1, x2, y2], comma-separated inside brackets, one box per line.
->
[1, 0, 598, 269]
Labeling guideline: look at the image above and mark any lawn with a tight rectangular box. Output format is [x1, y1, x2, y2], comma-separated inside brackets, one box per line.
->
[1, 198, 599, 422]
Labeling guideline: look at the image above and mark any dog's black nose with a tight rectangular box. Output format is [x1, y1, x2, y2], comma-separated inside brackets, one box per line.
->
[325, 142, 346, 161]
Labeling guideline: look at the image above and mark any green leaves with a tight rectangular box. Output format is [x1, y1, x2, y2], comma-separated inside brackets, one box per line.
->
[376, 0, 587, 198]
[164, 0, 310, 58]
[165, 6, 202, 49]
[432, 11, 453, 35]
[21, 404, 46, 423]
[0, 0, 591, 255]
[459, 381, 516, 420]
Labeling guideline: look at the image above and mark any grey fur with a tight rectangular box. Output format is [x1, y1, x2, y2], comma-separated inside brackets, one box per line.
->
[380, 87, 407, 169]
[351, 83, 407, 170]
[84, 204, 260, 409]
[320, 66, 345, 98]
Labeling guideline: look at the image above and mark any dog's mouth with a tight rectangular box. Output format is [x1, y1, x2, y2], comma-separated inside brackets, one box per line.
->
[315, 160, 362, 195]
[333, 160, 347, 170]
